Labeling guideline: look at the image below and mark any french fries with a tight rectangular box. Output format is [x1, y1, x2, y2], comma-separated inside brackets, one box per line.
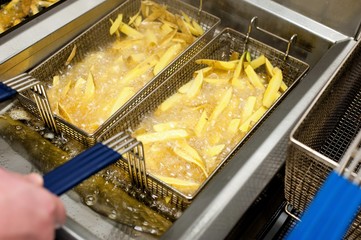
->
[136, 129, 189, 143]
[132, 51, 286, 195]
[0, 0, 61, 34]
[65, 45, 77, 66]
[47, 0, 206, 133]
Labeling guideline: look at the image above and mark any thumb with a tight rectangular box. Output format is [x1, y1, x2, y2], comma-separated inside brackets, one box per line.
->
[26, 172, 44, 186]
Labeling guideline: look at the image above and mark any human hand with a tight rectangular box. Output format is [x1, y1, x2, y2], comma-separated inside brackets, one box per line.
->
[0, 168, 66, 240]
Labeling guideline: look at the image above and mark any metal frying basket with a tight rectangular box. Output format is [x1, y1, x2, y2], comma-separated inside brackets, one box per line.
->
[100, 26, 309, 209]
[286, 40, 361, 239]
[17, 0, 220, 146]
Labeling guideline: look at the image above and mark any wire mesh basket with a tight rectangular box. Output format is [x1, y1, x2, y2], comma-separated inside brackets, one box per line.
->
[17, 0, 220, 146]
[100, 27, 309, 209]
[286, 40, 361, 239]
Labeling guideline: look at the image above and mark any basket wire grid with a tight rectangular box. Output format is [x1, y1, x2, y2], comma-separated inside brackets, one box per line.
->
[100, 27, 309, 209]
[17, 0, 220, 146]
[286, 40, 361, 239]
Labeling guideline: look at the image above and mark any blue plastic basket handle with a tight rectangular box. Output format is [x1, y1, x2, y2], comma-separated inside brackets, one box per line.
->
[1, 73, 39, 102]
[287, 171, 361, 240]
[0, 82, 17, 102]
[43, 142, 122, 196]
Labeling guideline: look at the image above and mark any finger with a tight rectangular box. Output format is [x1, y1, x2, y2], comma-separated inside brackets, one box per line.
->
[0, 168, 42, 186]
[0, 167, 12, 176]
[26, 173, 44, 186]
[53, 196, 66, 228]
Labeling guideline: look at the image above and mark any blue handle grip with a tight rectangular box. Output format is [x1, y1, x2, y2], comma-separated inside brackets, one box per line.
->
[0, 82, 17, 102]
[44, 142, 122, 196]
[287, 172, 361, 240]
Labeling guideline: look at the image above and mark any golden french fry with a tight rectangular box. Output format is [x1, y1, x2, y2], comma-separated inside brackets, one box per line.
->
[245, 51, 252, 62]
[209, 87, 233, 122]
[191, 19, 204, 36]
[145, 29, 158, 45]
[280, 82, 288, 92]
[159, 93, 182, 112]
[122, 54, 159, 84]
[61, 79, 72, 99]
[128, 10, 140, 26]
[145, 6, 166, 22]
[134, 15, 142, 28]
[266, 58, 287, 92]
[163, 9, 177, 23]
[58, 103, 73, 123]
[110, 14, 123, 35]
[152, 174, 200, 188]
[231, 51, 246, 87]
[72, 77, 86, 96]
[227, 118, 241, 134]
[52, 75, 60, 88]
[154, 43, 182, 75]
[250, 55, 266, 69]
[209, 133, 221, 145]
[242, 96, 257, 121]
[194, 109, 208, 137]
[206, 144, 225, 157]
[126, 53, 146, 65]
[191, 103, 210, 111]
[266, 62, 288, 92]
[173, 144, 208, 177]
[177, 140, 204, 164]
[263, 67, 283, 108]
[83, 71, 95, 102]
[180, 10, 191, 23]
[65, 45, 77, 66]
[174, 32, 195, 44]
[160, 22, 174, 34]
[112, 39, 142, 50]
[244, 65, 265, 90]
[176, 15, 192, 36]
[204, 77, 230, 85]
[230, 51, 240, 61]
[178, 80, 193, 94]
[159, 29, 177, 46]
[141, 1, 150, 17]
[239, 106, 267, 132]
[153, 121, 178, 132]
[187, 70, 204, 98]
[159, 19, 179, 30]
[136, 129, 189, 143]
[195, 59, 238, 71]
[265, 57, 274, 77]
[110, 87, 134, 115]
[119, 23, 143, 39]
[194, 66, 213, 77]
[184, 21, 199, 36]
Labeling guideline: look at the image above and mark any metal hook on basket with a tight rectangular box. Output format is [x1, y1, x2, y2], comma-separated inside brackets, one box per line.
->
[32, 84, 58, 134]
[197, 0, 203, 17]
[99, 129, 148, 190]
[0, 73, 39, 102]
[108, 133, 148, 190]
[245, 16, 298, 61]
[285, 202, 302, 222]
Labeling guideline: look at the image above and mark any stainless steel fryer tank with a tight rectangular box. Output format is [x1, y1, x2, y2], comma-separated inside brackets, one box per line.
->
[1, 0, 361, 239]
